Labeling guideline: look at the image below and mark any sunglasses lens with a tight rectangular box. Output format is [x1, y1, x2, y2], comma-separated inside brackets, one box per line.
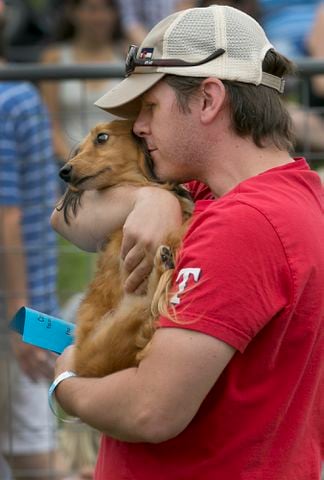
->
[125, 45, 138, 77]
[124, 46, 225, 77]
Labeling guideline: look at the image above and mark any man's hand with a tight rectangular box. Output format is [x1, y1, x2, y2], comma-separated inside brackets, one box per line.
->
[121, 187, 183, 293]
[10, 332, 55, 382]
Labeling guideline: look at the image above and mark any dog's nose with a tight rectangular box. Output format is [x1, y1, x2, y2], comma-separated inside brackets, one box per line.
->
[59, 164, 73, 182]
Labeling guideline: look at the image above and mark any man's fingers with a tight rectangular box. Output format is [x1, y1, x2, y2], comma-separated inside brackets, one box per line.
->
[124, 259, 152, 293]
[134, 279, 149, 295]
[123, 245, 147, 274]
[121, 227, 136, 260]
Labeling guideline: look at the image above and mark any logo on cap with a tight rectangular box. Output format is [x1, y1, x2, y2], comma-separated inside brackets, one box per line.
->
[139, 48, 154, 59]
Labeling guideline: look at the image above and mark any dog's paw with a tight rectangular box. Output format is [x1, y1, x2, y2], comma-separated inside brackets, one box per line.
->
[158, 245, 175, 270]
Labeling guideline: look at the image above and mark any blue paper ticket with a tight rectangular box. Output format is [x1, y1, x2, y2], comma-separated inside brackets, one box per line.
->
[10, 307, 75, 355]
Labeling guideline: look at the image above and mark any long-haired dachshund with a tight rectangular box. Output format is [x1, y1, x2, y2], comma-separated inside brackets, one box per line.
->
[57, 119, 192, 377]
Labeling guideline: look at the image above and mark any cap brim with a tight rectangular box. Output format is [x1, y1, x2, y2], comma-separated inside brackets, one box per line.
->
[94, 72, 166, 119]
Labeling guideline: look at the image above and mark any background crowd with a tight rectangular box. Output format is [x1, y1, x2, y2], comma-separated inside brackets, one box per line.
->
[0, 1, 323, 479]
[2, 0, 324, 157]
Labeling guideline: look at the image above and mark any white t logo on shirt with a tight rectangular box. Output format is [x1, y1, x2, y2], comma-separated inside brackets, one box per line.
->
[170, 268, 201, 305]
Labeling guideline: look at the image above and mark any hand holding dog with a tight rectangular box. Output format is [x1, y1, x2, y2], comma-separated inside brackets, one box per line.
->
[121, 187, 184, 293]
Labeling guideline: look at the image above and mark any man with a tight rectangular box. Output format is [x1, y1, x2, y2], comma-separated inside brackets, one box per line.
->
[51, 5, 324, 479]
[0, 2, 62, 478]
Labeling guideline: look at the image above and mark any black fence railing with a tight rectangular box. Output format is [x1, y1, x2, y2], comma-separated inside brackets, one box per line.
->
[0, 62, 125, 80]
[0, 59, 324, 166]
[0, 57, 323, 81]
[1, 59, 324, 166]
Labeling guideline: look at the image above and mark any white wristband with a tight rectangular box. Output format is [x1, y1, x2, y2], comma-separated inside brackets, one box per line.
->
[48, 370, 79, 423]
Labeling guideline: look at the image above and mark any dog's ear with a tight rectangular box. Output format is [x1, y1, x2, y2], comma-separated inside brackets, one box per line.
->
[55, 189, 83, 225]
[131, 133, 159, 182]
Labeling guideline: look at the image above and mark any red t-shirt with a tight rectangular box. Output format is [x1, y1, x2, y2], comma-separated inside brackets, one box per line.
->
[95, 159, 324, 479]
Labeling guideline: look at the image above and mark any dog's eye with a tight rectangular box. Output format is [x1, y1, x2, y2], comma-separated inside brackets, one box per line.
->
[96, 132, 109, 144]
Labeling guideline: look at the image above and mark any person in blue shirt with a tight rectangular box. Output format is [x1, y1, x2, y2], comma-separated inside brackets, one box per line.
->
[260, 0, 321, 58]
[0, 2, 62, 478]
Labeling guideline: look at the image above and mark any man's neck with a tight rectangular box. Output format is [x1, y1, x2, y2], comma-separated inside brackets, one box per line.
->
[202, 135, 294, 197]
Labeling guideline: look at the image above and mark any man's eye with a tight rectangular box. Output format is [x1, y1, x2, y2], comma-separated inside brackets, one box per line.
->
[96, 132, 109, 144]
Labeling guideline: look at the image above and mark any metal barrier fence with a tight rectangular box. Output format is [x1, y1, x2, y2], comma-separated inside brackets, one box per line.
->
[1, 57, 324, 79]
[0, 59, 323, 479]
[1, 58, 324, 154]
[1, 59, 324, 164]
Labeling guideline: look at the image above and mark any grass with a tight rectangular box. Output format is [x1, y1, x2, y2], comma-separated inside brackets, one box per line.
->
[57, 236, 97, 306]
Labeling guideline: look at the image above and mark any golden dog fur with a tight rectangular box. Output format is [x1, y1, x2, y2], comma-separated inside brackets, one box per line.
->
[57, 119, 192, 377]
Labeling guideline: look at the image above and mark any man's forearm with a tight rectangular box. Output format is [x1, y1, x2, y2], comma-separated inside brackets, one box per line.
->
[0, 207, 28, 318]
[56, 367, 161, 443]
[54, 329, 235, 445]
[51, 186, 139, 252]
[51, 185, 183, 255]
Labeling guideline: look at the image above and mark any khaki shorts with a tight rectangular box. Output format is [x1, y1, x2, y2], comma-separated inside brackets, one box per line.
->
[0, 353, 56, 456]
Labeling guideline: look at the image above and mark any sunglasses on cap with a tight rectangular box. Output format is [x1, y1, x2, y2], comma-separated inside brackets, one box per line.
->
[125, 45, 225, 77]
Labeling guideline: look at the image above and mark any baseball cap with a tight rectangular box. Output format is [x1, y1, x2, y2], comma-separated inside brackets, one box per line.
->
[95, 5, 285, 118]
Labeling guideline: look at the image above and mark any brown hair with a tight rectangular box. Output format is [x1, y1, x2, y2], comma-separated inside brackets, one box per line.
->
[165, 49, 296, 151]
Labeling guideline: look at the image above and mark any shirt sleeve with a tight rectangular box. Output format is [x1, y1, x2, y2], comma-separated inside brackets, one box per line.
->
[159, 201, 292, 352]
[0, 109, 21, 205]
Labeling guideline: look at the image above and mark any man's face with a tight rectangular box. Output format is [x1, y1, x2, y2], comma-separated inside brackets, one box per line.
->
[133, 80, 201, 184]
[73, 0, 117, 41]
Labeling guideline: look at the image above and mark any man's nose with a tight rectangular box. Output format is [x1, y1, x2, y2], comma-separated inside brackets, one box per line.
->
[133, 112, 149, 138]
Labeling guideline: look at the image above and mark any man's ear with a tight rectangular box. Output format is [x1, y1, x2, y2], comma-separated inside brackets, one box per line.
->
[200, 78, 226, 124]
